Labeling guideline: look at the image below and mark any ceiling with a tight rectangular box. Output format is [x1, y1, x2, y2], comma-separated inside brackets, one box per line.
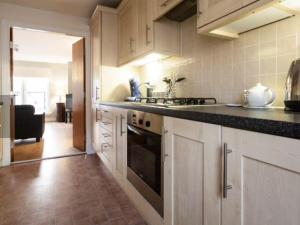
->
[0, 0, 122, 18]
[13, 28, 82, 64]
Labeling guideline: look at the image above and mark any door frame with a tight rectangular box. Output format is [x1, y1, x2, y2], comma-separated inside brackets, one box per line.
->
[1, 19, 92, 166]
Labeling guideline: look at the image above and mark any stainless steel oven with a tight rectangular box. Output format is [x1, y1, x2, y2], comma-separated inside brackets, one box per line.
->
[127, 110, 163, 216]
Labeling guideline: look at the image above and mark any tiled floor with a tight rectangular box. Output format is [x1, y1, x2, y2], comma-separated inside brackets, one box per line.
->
[0, 155, 147, 225]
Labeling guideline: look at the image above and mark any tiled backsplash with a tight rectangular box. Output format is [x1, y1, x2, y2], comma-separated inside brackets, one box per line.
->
[140, 15, 300, 106]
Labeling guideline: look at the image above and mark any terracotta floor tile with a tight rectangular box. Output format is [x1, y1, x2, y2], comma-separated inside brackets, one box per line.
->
[0, 155, 147, 225]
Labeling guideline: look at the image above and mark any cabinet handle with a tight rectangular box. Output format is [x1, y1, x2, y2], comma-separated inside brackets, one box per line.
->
[96, 86, 100, 100]
[146, 25, 151, 45]
[102, 121, 112, 125]
[223, 143, 232, 198]
[130, 38, 135, 53]
[101, 143, 112, 153]
[120, 115, 126, 136]
[160, 0, 170, 7]
[102, 133, 111, 138]
[163, 129, 169, 163]
[96, 109, 101, 122]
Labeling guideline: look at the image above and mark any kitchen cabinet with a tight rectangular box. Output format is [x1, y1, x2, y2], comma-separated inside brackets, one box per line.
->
[118, 0, 138, 65]
[222, 127, 300, 225]
[164, 117, 222, 225]
[197, 0, 276, 38]
[91, 9, 101, 103]
[114, 109, 128, 185]
[90, 6, 118, 102]
[154, 0, 184, 20]
[0, 106, 2, 162]
[92, 105, 101, 153]
[118, 0, 180, 66]
[137, 0, 154, 56]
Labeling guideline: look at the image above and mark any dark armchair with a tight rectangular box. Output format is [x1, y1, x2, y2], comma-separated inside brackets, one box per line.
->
[15, 105, 45, 142]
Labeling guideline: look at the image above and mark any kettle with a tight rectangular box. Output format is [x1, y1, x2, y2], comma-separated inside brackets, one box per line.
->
[285, 59, 300, 111]
[244, 83, 276, 107]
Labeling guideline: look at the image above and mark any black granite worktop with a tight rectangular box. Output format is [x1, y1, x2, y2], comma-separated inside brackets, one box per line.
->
[100, 102, 300, 139]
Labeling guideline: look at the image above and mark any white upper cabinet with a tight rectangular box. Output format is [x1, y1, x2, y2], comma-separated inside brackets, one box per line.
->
[154, 0, 184, 20]
[222, 127, 300, 225]
[197, 0, 300, 39]
[164, 117, 222, 225]
[90, 9, 101, 103]
[118, 0, 180, 66]
[118, 0, 138, 65]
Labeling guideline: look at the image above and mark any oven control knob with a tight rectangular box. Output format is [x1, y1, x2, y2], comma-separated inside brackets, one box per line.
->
[145, 121, 151, 127]
[139, 119, 143, 125]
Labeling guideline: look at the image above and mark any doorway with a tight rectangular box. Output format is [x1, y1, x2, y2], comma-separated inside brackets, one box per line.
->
[10, 27, 86, 163]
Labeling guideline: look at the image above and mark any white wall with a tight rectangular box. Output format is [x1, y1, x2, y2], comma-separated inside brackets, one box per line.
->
[14, 61, 69, 121]
[0, 2, 92, 166]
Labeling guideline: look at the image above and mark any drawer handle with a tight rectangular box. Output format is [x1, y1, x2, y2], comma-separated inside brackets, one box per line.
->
[101, 143, 112, 153]
[102, 133, 111, 138]
[223, 143, 232, 198]
[102, 122, 112, 125]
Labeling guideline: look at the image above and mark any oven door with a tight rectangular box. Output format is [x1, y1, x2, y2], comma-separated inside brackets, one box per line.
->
[127, 124, 163, 216]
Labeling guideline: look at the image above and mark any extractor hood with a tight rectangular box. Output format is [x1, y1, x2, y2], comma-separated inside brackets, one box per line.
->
[209, 0, 300, 39]
[165, 0, 197, 22]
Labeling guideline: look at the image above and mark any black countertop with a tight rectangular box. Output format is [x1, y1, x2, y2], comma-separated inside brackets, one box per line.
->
[100, 102, 300, 139]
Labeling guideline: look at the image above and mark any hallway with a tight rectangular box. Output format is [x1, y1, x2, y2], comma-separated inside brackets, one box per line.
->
[0, 155, 146, 225]
[13, 122, 82, 162]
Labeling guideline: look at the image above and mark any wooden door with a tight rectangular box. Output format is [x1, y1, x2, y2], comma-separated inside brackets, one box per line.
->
[72, 38, 86, 151]
[118, 0, 138, 65]
[222, 127, 300, 225]
[164, 117, 222, 225]
[91, 10, 101, 103]
[197, 0, 243, 28]
[137, 0, 154, 56]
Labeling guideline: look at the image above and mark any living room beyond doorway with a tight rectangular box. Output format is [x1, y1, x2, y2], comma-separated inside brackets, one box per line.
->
[11, 27, 86, 163]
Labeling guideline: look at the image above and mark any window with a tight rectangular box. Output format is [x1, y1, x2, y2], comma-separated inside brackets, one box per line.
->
[13, 77, 50, 114]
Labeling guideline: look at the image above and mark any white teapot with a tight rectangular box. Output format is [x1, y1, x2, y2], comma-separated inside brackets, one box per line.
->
[244, 83, 276, 107]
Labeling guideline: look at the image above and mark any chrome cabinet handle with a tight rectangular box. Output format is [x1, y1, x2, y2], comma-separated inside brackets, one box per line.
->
[102, 133, 111, 138]
[96, 109, 101, 122]
[96, 86, 100, 100]
[223, 143, 232, 198]
[146, 25, 151, 45]
[130, 38, 135, 53]
[102, 121, 111, 125]
[120, 115, 126, 136]
[163, 129, 169, 163]
[160, 0, 170, 7]
[101, 143, 112, 153]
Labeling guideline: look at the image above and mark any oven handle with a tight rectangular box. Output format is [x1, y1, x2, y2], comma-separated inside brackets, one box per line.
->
[127, 124, 159, 137]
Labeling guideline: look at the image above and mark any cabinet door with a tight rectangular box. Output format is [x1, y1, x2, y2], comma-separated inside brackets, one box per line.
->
[198, 0, 243, 28]
[137, 0, 154, 56]
[90, 10, 101, 103]
[154, 0, 183, 20]
[118, 0, 138, 65]
[115, 110, 127, 181]
[222, 127, 300, 225]
[164, 117, 222, 225]
[92, 105, 101, 153]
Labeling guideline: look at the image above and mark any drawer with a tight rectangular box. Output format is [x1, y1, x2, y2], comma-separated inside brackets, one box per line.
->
[100, 117, 113, 132]
[100, 107, 114, 120]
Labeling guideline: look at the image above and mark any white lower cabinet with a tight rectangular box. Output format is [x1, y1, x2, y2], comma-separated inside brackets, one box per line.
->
[163, 117, 222, 225]
[222, 127, 300, 225]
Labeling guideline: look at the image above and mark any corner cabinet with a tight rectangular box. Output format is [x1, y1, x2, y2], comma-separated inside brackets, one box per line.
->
[163, 117, 222, 225]
[222, 127, 300, 225]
